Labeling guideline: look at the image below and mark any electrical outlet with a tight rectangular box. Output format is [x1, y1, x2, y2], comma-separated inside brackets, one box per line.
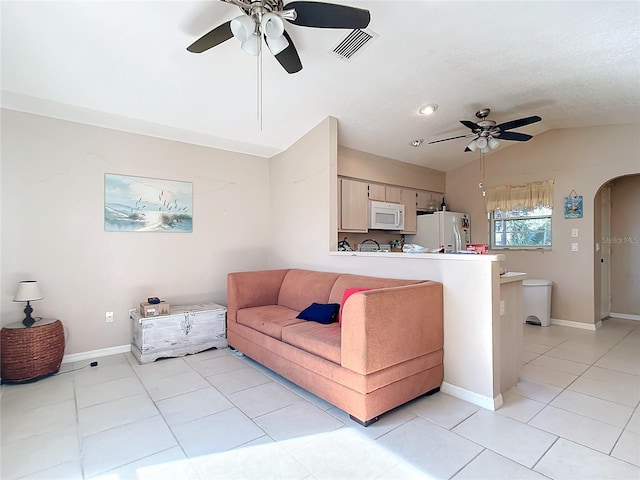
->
[129, 308, 136, 319]
[572, 228, 578, 237]
[571, 243, 579, 252]
[499, 300, 505, 316]
[106, 311, 114, 323]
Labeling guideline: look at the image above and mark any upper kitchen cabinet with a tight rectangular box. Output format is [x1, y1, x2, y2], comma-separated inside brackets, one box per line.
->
[416, 191, 431, 210]
[401, 188, 417, 234]
[339, 178, 369, 232]
[368, 184, 402, 203]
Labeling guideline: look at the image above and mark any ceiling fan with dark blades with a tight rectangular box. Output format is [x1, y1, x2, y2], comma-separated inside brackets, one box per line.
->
[187, 0, 371, 74]
[429, 108, 542, 153]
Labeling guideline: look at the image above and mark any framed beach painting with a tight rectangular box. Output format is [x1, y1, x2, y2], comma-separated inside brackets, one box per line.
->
[104, 174, 193, 232]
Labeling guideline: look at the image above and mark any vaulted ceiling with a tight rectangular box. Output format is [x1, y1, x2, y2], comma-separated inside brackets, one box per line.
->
[2, 1, 639, 171]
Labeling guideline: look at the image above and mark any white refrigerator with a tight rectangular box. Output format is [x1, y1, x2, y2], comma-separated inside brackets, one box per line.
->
[409, 212, 471, 252]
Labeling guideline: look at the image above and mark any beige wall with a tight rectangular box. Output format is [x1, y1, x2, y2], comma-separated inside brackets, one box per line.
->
[1, 109, 271, 354]
[446, 124, 640, 325]
[609, 175, 640, 315]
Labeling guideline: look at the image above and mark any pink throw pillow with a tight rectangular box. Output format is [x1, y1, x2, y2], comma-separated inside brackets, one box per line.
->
[339, 288, 373, 326]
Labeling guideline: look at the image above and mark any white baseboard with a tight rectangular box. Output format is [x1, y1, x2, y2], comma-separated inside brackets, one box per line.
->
[441, 382, 503, 411]
[550, 318, 601, 331]
[609, 312, 640, 322]
[62, 344, 131, 364]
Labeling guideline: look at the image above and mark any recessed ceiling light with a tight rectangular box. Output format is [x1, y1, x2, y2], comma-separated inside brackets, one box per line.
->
[419, 104, 438, 116]
[410, 139, 424, 147]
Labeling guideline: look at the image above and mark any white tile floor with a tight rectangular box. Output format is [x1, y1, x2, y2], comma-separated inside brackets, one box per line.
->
[1, 317, 639, 480]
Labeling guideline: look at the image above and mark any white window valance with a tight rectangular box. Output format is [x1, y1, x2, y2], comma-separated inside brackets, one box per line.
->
[485, 179, 554, 212]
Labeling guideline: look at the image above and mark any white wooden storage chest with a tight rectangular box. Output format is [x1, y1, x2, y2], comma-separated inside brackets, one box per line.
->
[131, 302, 227, 364]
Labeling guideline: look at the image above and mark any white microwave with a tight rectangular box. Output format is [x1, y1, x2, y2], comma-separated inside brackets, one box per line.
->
[369, 201, 405, 230]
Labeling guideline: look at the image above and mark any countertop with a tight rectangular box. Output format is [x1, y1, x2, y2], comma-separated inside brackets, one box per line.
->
[331, 250, 505, 262]
[499, 272, 528, 284]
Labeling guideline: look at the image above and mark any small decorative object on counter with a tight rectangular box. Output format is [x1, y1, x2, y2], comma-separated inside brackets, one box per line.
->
[337, 237, 352, 251]
[139, 300, 171, 317]
[466, 244, 488, 254]
[440, 196, 446, 211]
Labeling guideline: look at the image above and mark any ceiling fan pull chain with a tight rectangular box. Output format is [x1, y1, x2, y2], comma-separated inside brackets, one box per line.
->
[257, 37, 263, 129]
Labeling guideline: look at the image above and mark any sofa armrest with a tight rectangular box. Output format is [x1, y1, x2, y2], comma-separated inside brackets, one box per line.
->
[227, 269, 290, 324]
[341, 281, 443, 375]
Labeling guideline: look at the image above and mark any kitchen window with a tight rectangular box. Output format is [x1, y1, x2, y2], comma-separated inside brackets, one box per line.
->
[490, 206, 552, 249]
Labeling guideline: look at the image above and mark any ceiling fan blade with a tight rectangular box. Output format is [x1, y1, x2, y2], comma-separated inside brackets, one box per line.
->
[460, 120, 481, 131]
[428, 133, 476, 145]
[496, 115, 541, 131]
[187, 21, 234, 53]
[496, 131, 533, 142]
[284, 1, 370, 28]
[270, 31, 303, 74]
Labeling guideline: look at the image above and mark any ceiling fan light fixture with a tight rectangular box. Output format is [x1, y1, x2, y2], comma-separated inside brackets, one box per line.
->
[267, 34, 289, 55]
[488, 136, 501, 150]
[241, 34, 261, 56]
[475, 136, 488, 149]
[419, 104, 438, 116]
[231, 15, 255, 42]
[466, 139, 477, 152]
[481, 146, 491, 154]
[262, 12, 285, 39]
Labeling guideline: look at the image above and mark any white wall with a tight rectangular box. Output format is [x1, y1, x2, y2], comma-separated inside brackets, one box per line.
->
[1, 109, 271, 354]
[446, 124, 640, 326]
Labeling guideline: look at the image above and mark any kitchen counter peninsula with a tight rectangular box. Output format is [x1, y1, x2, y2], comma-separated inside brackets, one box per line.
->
[328, 249, 521, 411]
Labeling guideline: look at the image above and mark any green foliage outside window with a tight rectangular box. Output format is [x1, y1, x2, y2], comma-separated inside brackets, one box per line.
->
[491, 206, 552, 249]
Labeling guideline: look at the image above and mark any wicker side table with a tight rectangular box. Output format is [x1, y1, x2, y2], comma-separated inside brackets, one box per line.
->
[1, 318, 65, 383]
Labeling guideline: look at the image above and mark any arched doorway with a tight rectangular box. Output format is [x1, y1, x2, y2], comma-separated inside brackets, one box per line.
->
[594, 174, 640, 322]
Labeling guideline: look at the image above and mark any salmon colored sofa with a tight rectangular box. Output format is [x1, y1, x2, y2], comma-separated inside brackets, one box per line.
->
[226, 269, 444, 425]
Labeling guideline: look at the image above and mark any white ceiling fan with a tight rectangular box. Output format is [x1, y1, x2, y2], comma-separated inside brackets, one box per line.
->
[429, 108, 542, 153]
[186, 0, 371, 74]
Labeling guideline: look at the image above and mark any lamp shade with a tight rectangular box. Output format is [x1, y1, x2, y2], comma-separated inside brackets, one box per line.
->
[466, 139, 477, 152]
[13, 281, 43, 302]
[488, 136, 501, 150]
[241, 34, 261, 56]
[475, 137, 488, 149]
[261, 13, 284, 39]
[230, 15, 255, 42]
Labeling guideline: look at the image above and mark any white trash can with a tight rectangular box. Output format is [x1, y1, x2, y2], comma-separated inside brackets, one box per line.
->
[522, 279, 553, 326]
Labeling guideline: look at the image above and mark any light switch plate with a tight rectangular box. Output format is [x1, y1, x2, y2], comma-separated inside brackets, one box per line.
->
[572, 228, 578, 237]
[571, 243, 579, 252]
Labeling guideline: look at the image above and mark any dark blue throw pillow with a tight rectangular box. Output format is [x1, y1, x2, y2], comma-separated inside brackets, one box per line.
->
[296, 303, 340, 324]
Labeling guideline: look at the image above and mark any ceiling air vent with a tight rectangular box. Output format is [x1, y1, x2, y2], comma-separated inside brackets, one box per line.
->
[331, 28, 377, 61]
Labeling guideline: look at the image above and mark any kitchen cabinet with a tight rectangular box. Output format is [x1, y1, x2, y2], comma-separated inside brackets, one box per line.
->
[416, 191, 431, 210]
[368, 184, 402, 203]
[340, 178, 369, 232]
[401, 188, 417, 234]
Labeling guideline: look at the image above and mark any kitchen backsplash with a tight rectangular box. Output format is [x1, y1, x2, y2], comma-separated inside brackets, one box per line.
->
[337, 232, 405, 251]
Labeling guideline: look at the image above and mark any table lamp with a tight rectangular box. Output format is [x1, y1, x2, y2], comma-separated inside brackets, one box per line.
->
[13, 280, 43, 327]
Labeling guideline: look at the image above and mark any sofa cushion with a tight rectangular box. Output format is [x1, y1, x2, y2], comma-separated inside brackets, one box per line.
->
[282, 322, 341, 364]
[278, 269, 341, 312]
[237, 305, 302, 340]
[297, 303, 340, 324]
